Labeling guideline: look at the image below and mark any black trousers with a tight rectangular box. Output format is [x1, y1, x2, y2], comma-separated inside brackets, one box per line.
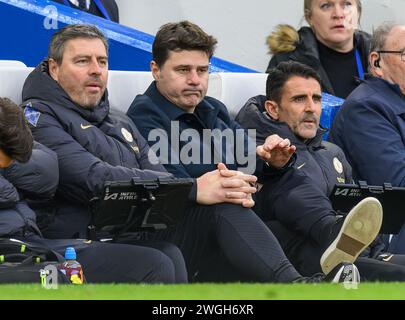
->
[23, 235, 187, 284]
[267, 220, 405, 281]
[112, 238, 188, 283]
[255, 170, 339, 246]
[129, 202, 304, 283]
[41, 201, 304, 283]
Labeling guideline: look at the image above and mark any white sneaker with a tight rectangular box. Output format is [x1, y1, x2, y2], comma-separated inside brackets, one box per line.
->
[327, 262, 361, 289]
[320, 197, 383, 275]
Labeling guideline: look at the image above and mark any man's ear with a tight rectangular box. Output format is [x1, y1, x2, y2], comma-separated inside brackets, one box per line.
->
[265, 100, 279, 120]
[369, 52, 383, 77]
[150, 60, 160, 80]
[48, 58, 59, 82]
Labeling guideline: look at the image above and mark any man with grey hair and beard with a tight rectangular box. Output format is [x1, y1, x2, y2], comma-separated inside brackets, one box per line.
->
[329, 23, 405, 253]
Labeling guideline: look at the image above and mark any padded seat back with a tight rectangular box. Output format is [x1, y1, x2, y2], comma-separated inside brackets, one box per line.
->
[207, 72, 267, 118]
[0, 67, 33, 104]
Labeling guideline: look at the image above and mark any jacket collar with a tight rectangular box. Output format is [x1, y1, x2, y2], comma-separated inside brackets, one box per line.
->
[365, 75, 405, 114]
[144, 82, 219, 128]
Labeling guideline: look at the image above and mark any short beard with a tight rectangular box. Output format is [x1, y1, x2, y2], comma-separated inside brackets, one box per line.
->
[76, 94, 103, 109]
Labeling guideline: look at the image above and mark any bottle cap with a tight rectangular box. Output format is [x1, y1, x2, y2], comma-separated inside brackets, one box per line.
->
[65, 247, 77, 260]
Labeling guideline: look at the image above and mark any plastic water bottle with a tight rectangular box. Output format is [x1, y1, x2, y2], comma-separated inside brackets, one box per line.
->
[59, 247, 85, 284]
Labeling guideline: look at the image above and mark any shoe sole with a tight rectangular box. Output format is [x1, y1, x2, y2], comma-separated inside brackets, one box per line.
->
[320, 197, 383, 275]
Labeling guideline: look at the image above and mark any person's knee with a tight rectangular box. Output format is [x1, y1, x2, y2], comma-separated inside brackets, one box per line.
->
[148, 250, 177, 284]
[213, 203, 252, 218]
[151, 242, 188, 283]
[157, 243, 183, 263]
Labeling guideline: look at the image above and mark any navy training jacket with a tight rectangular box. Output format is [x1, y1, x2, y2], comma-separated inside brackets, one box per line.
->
[330, 76, 405, 186]
[21, 61, 173, 238]
[236, 95, 352, 195]
[0, 142, 58, 237]
[236, 95, 386, 256]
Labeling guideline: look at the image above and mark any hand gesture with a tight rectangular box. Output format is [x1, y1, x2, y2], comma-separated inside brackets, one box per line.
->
[256, 134, 296, 169]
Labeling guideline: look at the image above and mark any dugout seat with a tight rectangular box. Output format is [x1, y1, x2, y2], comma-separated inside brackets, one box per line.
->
[0, 60, 27, 67]
[207, 72, 267, 118]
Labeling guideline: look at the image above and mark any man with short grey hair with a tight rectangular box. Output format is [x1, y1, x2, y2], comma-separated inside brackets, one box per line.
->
[330, 23, 405, 252]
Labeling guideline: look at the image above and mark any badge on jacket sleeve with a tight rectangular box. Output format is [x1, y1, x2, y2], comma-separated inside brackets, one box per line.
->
[333, 157, 343, 174]
[24, 103, 41, 127]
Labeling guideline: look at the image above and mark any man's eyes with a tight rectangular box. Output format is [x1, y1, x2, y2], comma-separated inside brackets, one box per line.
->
[294, 97, 306, 102]
[313, 96, 322, 102]
[293, 97, 321, 103]
[176, 67, 208, 74]
[177, 68, 189, 73]
[74, 58, 108, 66]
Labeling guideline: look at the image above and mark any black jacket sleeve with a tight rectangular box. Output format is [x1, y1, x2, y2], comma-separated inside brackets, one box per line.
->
[31, 112, 172, 204]
[1, 142, 59, 200]
[0, 175, 19, 208]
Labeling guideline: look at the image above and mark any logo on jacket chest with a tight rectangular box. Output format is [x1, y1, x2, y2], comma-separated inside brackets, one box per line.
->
[121, 128, 133, 143]
[333, 157, 345, 183]
[80, 123, 94, 130]
[121, 127, 140, 154]
[333, 157, 343, 174]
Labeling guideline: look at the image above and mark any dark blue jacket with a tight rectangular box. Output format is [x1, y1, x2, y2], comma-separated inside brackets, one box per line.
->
[236, 95, 352, 195]
[127, 82, 259, 178]
[0, 143, 58, 237]
[329, 76, 405, 186]
[21, 61, 173, 238]
[237, 95, 386, 256]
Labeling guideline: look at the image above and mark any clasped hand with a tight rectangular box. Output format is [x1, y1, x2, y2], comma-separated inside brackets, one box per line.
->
[196, 163, 257, 208]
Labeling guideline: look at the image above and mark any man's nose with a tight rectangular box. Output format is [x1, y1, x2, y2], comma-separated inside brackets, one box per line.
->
[305, 99, 317, 112]
[187, 69, 201, 85]
[88, 58, 102, 75]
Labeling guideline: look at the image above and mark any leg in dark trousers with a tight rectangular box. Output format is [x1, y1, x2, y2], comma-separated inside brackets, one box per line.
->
[25, 236, 181, 283]
[355, 257, 405, 282]
[266, 220, 323, 276]
[266, 221, 405, 281]
[256, 170, 347, 250]
[149, 203, 303, 283]
[113, 237, 188, 283]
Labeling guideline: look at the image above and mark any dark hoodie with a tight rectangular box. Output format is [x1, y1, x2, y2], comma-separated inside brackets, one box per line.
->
[236, 95, 352, 196]
[0, 143, 58, 237]
[21, 60, 173, 238]
[267, 27, 370, 97]
[236, 95, 386, 257]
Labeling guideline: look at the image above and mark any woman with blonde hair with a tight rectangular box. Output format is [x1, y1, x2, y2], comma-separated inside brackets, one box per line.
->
[266, 0, 370, 98]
